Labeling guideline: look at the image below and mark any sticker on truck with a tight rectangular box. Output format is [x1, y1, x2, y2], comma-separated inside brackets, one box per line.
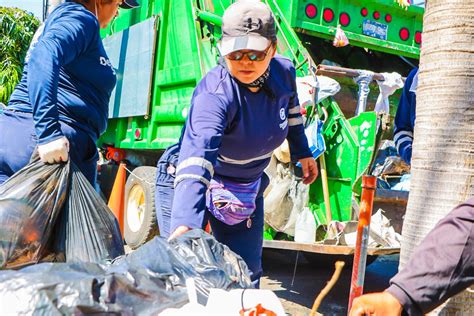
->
[362, 19, 388, 40]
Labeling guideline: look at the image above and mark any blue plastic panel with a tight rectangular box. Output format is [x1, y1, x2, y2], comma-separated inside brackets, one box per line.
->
[103, 17, 157, 118]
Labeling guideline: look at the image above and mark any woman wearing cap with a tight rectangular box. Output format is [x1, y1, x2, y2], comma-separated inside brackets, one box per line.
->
[0, 0, 139, 185]
[155, 0, 317, 286]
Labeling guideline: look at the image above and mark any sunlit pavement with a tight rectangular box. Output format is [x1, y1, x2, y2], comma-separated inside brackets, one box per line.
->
[261, 249, 400, 315]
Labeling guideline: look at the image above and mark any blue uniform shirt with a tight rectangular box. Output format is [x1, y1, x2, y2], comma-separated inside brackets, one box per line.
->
[8, 1, 116, 144]
[170, 55, 312, 231]
[394, 68, 417, 165]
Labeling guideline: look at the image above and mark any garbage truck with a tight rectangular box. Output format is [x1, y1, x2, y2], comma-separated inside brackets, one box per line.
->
[98, 0, 423, 252]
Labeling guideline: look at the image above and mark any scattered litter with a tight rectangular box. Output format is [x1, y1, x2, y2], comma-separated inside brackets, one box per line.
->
[320, 209, 401, 248]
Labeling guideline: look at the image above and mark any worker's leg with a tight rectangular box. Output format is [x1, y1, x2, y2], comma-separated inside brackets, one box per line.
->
[0, 110, 36, 185]
[155, 144, 180, 238]
[59, 122, 99, 186]
[209, 174, 269, 288]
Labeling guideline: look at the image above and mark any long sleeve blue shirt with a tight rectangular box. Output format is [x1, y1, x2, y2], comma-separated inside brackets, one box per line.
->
[394, 68, 417, 165]
[8, 1, 116, 144]
[170, 55, 312, 232]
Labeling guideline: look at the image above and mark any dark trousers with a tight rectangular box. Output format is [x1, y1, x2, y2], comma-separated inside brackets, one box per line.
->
[0, 109, 98, 186]
[155, 144, 269, 287]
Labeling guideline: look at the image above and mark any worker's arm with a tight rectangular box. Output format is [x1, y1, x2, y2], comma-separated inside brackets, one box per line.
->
[27, 10, 97, 145]
[351, 199, 474, 316]
[286, 64, 313, 162]
[285, 64, 317, 184]
[386, 198, 474, 315]
[169, 93, 227, 235]
[393, 68, 417, 165]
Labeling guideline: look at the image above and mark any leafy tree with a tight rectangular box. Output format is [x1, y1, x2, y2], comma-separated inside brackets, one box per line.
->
[0, 7, 40, 104]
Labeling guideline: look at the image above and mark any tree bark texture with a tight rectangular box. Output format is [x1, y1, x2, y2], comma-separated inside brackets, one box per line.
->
[400, 1, 474, 314]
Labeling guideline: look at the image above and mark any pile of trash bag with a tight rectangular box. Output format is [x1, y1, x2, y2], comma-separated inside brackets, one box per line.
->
[0, 155, 124, 268]
[0, 156, 253, 314]
[0, 230, 253, 314]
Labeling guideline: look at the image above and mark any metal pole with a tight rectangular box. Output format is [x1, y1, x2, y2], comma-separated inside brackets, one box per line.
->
[196, 9, 222, 27]
[316, 65, 386, 81]
[43, 0, 48, 21]
[347, 175, 377, 313]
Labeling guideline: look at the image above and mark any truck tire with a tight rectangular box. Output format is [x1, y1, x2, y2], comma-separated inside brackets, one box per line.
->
[124, 166, 159, 249]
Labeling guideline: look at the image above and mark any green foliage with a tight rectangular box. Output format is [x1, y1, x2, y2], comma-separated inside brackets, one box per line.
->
[0, 7, 40, 104]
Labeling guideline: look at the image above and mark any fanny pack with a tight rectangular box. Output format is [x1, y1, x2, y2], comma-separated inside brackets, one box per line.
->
[207, 175, 261, 226]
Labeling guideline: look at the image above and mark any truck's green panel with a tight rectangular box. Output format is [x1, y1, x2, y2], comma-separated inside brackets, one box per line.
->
[281, 0, 423, 58]
[100, 0, 216, 150]
[100, 0, 422, 150]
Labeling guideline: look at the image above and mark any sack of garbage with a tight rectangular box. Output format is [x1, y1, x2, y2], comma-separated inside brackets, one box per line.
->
[0, 156, 69, 269]
[0, 156, 124, 269]
[52, 163, 124, 263]
[0, 230, 253, 314]
[264, 161, 309, 236]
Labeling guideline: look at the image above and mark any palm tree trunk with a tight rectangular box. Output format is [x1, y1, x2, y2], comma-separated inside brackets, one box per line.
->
[399, 0, 474, 314]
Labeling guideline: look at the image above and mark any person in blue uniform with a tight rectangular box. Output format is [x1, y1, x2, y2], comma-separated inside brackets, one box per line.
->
[0, 0, 139, 186]
[155, 0, 318, 286]
[394, 68, 418, 165]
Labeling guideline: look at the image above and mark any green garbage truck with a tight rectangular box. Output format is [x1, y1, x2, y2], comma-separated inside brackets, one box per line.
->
[98, 0, 423, 251]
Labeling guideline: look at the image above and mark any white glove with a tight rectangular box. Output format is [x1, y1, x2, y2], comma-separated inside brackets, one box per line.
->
[38, 136, 70, 164]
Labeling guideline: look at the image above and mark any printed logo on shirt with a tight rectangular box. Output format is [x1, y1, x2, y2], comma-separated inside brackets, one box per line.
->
[279, 108, 288, 130]
[100, 56, 116, 75]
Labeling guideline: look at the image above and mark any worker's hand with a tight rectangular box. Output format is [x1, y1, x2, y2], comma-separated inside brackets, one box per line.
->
[298, 157, 318, 184]
[168, 225, 192, 241]
[349, 291, 403, 316]
[38, 136, 69, 164]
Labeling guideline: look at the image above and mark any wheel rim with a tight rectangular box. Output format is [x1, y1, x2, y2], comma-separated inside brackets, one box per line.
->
[127, 184, 146, 233]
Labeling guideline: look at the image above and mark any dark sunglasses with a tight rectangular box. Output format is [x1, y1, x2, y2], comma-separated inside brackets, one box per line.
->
[226, 45, 272, 61]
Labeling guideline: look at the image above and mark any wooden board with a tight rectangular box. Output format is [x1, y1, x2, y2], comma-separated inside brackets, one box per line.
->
[263, 240, 400, 256]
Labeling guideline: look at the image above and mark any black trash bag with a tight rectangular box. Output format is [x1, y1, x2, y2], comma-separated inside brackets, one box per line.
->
[0, 157, 69, 269]
[0, 231, 252, 315]
[169, 229, 253, 299]
[52, 163, 124, 262]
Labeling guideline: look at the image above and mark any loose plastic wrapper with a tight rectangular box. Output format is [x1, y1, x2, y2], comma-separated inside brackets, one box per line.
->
[333, 24, 349, 47]
[0, 157, 124, 269]
[264, 161, 309, 236]
[0, 230, 253, 315]
[0, 157, 69, 269]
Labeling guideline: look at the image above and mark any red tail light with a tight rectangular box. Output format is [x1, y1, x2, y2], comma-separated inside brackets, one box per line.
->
[305, 4, 317, 19]
[361, 8, 368, 17]
[373, 11, 380, 20]
[339, 12, 350, 26]
[134, 128, 142, 140]
[400, 28, 410, 41]
[385, 14, 392, 23]
[323, 8, 334, 22]
[415, 31, 422, 44]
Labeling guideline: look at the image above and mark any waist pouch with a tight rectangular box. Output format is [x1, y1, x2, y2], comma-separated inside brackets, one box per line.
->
[207, 175, 261, 226]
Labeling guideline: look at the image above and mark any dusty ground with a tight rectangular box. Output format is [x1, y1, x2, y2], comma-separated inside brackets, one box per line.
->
[261, 249, 400, 315]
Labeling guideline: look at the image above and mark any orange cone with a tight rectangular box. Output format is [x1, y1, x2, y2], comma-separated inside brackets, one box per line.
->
[108, 163, 126, 235]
